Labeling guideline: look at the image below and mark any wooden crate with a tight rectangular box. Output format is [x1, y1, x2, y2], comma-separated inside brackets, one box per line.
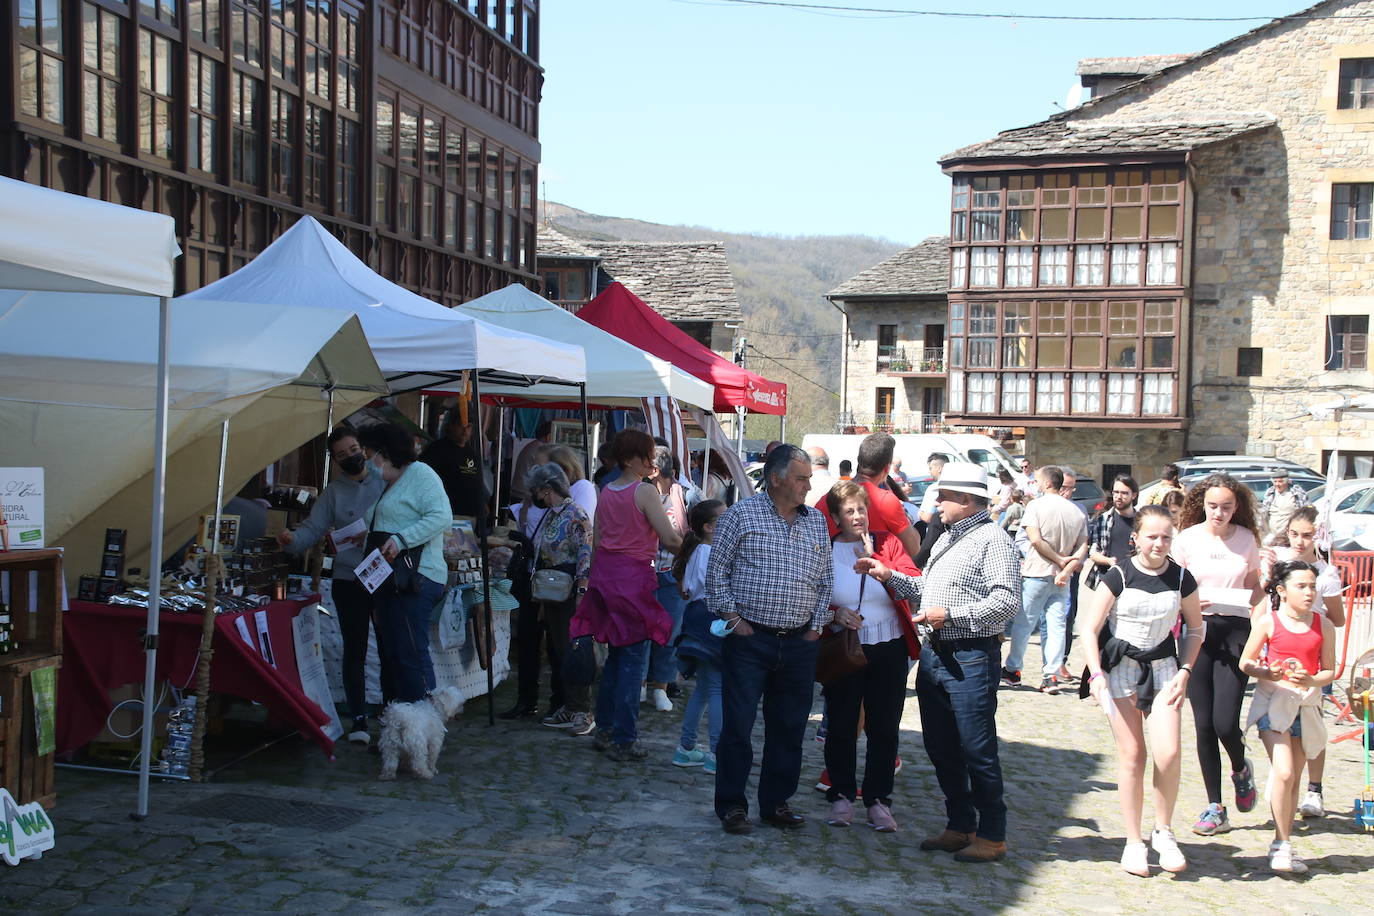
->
[0, 653, 60, 809]
[1, 549, 65, 809]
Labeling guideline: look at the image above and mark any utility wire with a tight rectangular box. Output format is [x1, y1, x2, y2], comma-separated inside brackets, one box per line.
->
[695, 0, 1367, 23]
[746, 344, 840, 397]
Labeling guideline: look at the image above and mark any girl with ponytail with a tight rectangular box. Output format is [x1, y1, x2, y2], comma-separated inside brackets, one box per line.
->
[670, 500, 727, 772]
[1239, 560, 1335, 874]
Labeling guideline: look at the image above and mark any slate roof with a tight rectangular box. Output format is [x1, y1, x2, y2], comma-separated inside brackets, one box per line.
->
[590, 241, 742, 322]
[536, 225, 599, 259]
[1076, 54, 1193, 77]
[940, 114, 1275, 164]
[827, 236, 949, 300]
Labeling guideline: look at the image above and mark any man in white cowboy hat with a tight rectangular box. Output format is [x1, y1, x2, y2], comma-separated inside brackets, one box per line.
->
[855, 462, 1021, 863]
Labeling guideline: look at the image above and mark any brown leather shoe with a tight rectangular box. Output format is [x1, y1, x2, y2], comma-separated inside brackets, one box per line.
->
[760, 802, 806, 829]
[919, 829, 974, 852]
[721, 807, 754, 835]
[953, 836, 1007, 863]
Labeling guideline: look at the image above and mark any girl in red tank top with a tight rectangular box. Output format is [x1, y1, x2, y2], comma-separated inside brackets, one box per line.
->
[1238, 560, 1336, 874]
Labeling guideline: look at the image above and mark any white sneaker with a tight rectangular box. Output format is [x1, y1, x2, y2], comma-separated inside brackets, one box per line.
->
[1298, 790, 1325, 818]
[1120, 842, 1150, 877]
[652, 688, 673, 712]
[347, 728, 370, 745]
[1150, 827, 1187, 873]
[1269, 840, 1309, 874]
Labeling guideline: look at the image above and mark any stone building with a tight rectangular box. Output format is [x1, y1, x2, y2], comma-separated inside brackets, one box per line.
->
[536, 225, 742, 357]
[6, 1, 543, 302]
[826, 236, 949, 433]
[937, 0, 1374, 483]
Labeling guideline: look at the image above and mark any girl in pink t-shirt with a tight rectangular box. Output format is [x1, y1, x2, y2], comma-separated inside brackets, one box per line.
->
[1170, 475, 1262, 838]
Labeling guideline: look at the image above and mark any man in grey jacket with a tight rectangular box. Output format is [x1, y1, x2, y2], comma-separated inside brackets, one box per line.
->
[277, 425, 385, 744]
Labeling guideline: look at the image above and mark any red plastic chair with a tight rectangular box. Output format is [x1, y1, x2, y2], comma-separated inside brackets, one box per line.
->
[1330, 551, 1374, 739]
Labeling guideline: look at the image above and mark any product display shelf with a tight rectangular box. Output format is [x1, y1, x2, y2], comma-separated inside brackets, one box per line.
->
[0, 549, 64, 809]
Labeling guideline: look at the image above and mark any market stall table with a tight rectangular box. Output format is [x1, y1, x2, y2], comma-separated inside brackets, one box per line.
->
[58, 598, 334, 758]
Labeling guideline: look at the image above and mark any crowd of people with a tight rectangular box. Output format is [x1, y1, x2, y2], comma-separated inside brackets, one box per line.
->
[278, 415, 1344, 876]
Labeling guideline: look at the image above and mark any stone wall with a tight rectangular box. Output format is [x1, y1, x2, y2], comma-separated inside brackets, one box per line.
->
[1026, 427, 1186, 490]
[842, 296, 948, 429]
[1072, 0, 1374, 467]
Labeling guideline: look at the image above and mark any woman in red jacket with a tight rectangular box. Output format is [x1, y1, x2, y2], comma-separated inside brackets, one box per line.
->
[822, 479, 920, 832]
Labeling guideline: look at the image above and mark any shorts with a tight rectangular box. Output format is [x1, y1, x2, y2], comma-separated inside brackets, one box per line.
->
[1256, 713, 1301, 738]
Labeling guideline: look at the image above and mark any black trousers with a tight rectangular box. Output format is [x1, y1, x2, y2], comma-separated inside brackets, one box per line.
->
[513, 598, 559, 710]
[543, 595, 590, 714]
[331, 577, 378, 719]
[821, 637, 909, 807]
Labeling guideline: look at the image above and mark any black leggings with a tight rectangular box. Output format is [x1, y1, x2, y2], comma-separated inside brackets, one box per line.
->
[1187, 614, 1251, 806]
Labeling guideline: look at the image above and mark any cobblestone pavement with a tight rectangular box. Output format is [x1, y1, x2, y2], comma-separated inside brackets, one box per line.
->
[6, 640, 1374, 914]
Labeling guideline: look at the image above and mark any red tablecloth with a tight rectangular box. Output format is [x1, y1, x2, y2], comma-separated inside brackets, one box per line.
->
[58, 598, 334, 757]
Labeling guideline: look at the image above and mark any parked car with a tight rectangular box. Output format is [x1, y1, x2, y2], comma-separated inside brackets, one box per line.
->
[1175, 471, 1325, 504]
[1310, 477, 1374, 515]
[1072, 478, 1108, 518]
[1324, 481, 1374, 544]
[1174, 455, 1322, 478]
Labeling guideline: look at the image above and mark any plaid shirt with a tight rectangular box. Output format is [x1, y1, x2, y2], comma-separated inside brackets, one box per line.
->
[1258, 482, 1309, 520]
[706, 489, 834, 631]
[884, 510, 1022, 641]
[1085, 507, 1130, 590]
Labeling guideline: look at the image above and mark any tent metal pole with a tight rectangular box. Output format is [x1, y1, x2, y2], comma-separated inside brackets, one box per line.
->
[735, 406, 746, 459]
[473, 372, 495, 725]
[493, 405, 505, 514]
[189, 419, 230, 782]
[135, 295, 172, 820]
[322, 387, 335, 482]
[702, 419, 713, 501]
[579, 382, 590, 478]
[780, 413, 787, 445]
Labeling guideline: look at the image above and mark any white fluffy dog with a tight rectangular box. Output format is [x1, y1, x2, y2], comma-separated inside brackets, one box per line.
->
[377, 685, 464, 780]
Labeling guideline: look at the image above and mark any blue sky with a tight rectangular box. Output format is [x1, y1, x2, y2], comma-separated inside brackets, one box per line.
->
[539, 0, 1301, 244]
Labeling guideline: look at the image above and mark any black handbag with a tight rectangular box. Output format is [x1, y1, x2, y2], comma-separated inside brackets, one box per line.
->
[365, 530, 425, 594]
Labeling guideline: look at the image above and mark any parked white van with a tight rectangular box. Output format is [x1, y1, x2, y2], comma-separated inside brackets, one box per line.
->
[800, 433, 1019, 480]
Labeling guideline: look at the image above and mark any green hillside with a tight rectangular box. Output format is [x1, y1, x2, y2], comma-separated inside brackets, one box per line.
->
[544, 202, 906, 440]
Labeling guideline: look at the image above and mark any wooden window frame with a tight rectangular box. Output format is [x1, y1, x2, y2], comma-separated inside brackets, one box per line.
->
[1338, 58, 1374, 110]
[1326, 315, 1369, 370]
[1331, 182, 1373, 240]
[945, 296, 1181, 419]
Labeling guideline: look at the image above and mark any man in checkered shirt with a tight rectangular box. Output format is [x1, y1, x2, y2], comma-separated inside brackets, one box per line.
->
[857, 462, 1021, 863]
[708, 444, 832, 835]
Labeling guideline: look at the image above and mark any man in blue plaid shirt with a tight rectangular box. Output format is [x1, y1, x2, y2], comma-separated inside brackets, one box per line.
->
[857, 462, 1021, 863]
[708, 444, 833, 835]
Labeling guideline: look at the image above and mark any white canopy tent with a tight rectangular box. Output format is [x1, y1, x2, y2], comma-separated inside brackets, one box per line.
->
[184, 217, 588, 724]
[0, 291, 385, 567]
[183, 217, 586, 391]
[0, 178, 181, 819]
[0, 289, 385, 810]
[453, 284, 713, 409]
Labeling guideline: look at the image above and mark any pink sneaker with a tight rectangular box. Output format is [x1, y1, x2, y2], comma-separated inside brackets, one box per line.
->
[827, 798, 853, 827]
[867, 802, 898, 833]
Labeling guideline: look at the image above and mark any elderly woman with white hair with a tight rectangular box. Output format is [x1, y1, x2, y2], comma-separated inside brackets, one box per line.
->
[525, 461, 596, 734]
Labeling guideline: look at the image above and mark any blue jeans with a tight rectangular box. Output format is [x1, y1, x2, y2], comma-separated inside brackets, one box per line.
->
[373, 576, 444, 703]
[595, 640, 649, 745]
[644, 571, 687, 685]
[917, 639, 1007, 842]
[1006, 575, 1068, 677]
[679, 660, 722, 753]
[713, 628, 819, 819]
